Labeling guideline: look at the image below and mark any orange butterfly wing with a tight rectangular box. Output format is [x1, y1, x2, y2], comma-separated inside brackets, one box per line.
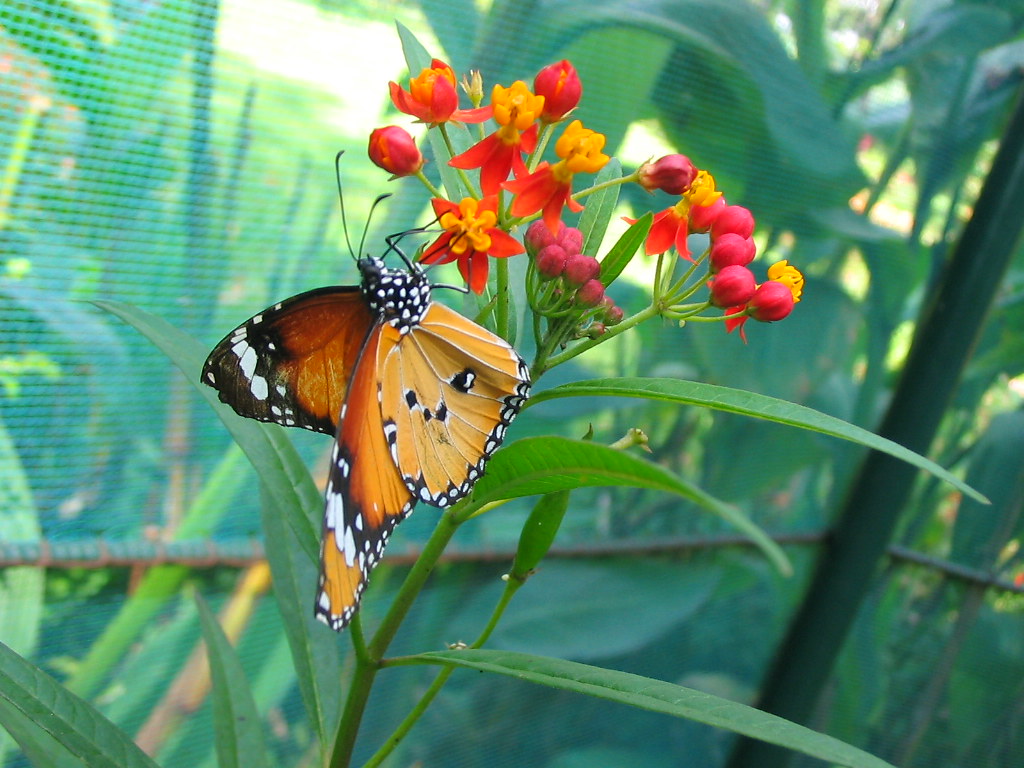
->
[315, 325, 414, 630]
[379, 302, 531, 507]
[202, 287, 371, 434]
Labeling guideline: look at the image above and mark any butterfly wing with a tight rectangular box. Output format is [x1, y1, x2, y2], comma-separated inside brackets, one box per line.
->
[202, 287, 372, 434]
[379, 302, 531, 507]
[315, 327, 416, 630]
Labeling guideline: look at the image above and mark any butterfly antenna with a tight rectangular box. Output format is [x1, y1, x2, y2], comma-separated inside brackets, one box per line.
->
[360, 193, 393, 259]
[334, 151, 359, 261]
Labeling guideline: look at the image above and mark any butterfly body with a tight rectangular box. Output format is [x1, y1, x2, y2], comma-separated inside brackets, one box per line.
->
[203, 257, 529, 630]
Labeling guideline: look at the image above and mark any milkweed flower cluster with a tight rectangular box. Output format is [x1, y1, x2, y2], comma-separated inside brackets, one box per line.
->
[366, 53, 803, 372]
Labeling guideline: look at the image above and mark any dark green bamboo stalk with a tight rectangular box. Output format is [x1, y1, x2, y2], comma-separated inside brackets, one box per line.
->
[727, 85, 1024, 768]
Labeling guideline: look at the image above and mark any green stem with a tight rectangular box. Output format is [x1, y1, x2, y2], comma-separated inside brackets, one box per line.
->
[365, 577, 522, 767]
[437, 124, 481, 198]
[329, 656, 379, 768]
[541, 302, 662, 372]
[572, 170, 638, 204]
[495, 256, 511, 341]
[414, 170, 444, 199]
[329, 508, 464, 767]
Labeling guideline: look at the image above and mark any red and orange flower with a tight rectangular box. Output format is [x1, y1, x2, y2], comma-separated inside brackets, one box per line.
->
[421, 196, 524, 294]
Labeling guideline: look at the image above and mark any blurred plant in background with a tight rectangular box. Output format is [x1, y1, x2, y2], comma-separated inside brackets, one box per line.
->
[0, 0, 1021, 767]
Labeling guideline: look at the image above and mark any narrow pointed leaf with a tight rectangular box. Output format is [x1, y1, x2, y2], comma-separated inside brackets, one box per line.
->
[95, 300, 322, 562]
[473, 436, 789, 574]
[529, 378, 986, 503]
[578, 158, 623, 256]
[0, 641, 161, 768]
[195, 594, 271, 768]
[410, 649, 896, 768]
[599, 213, 651, 287]
[258, 485, 341, 750]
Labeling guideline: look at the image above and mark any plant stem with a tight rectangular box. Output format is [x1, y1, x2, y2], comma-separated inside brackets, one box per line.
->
[329, 508, 464, 767]
[495, 256, 511, 341]
[541, 302, 661, 372]
[365, 579, 523, 767]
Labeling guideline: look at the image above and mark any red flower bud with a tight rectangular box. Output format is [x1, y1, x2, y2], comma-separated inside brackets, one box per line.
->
[638, 154, 697, 195]
[604, 302, 624, 325]
[711, 204, 755, 239]
[577, 278, 605, 307]
[749, 280, 794, 322]
[587, 322, 607, 338]
[564, 253, 600, 286]
[708, 233, 756, 272]
[707, 265, 756, 308]
[534, 60, 582, 122]
[557, 226, 583, 256]
[536, 244, 567, 279]
[525, 219, 557, 255]
[689, 197, 726, 232]
[368, 126, 424, 177]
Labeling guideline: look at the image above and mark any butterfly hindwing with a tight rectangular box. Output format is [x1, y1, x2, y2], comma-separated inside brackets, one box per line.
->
[202, 287, 372, 434]
[379, 302, 531, 507]
[315, 328, 415, 631]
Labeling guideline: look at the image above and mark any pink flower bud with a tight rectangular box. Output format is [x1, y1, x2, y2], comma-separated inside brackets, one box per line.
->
[710, 205, 755, 239]
[577, 279, 605, 307]
[688, 197, 726, 232]
[536, 244, 567, 279]
[749, 280, 794, 322]
[367, 126, 424, 177]
[525, 219, 557, 255]
[604, 302, 624, 325]
[557, 226, 583, 255]
[708, 265, 756, 308]
[534, 60, 582, 122]
[564, 253, 600, 286]
[638, 154, 697, 195]
[587, 322, 607, 338]
[708, 233, 756, 272]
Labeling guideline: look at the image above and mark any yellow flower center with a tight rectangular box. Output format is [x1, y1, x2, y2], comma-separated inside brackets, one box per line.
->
[554, 119, 610, 175]
[410, 63, 455, 105]
[767, 260, 804, 303]
[492, 81, 544, 132]
[439, 198, 495, 255]
[684, 170, 722, 208]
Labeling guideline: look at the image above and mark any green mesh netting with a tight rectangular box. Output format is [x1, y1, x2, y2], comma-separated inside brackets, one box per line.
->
[1, 1, 1022, 767]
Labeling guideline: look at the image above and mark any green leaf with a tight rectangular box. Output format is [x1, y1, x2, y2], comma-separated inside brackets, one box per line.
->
[529, 378, 987, 503]
[410, 649, 897, 768]
[471, 436, 789, 574]
[94, 300, 322, 562]
[0, 640, 161, 768]
[598, 213, 651, 287]
[510, 490, 571, 578]
[0, 698, 84, 768]
[195, 594, 271, 768]
[258, 485, 341, 751]
[578, 158, 623, 256]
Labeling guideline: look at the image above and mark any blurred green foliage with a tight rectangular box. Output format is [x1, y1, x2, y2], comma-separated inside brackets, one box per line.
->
[0, 0, 1022, 766]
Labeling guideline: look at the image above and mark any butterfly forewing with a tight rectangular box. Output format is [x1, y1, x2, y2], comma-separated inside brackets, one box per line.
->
[202, 287, 371, 434]
[315, 329, 415, 631]
[379, 302, 531, 507]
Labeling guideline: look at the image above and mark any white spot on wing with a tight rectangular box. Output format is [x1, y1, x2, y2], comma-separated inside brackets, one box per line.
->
[239, 345, 258, 380]
[250, 375, 269, 401]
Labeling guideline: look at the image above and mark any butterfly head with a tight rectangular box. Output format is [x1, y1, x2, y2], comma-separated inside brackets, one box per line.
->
[358, 257, 433, 336]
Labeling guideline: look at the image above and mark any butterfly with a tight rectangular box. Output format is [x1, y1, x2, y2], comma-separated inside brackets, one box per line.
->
[202, 254, 530, 630]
